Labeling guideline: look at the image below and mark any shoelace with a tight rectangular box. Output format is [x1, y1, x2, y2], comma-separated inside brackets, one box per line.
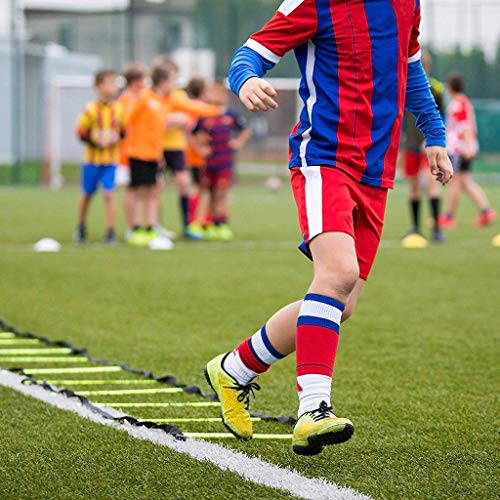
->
[224, 381, 261, 410]
[311, 401, 335, 422]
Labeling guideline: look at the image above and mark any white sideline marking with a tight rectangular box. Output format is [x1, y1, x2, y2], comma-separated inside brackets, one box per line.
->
[0, 369, 374, 500]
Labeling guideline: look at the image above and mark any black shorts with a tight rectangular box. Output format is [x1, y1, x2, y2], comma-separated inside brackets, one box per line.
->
[129, 158, 158, 187]
[450, 154, 472, 173]
[191, 168, 201, 186]
[163, 150, 186, 173]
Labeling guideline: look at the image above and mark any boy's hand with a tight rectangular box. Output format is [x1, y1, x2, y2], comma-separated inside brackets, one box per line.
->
[425, 146, 453, 185]
[167, 112, 189, 129]
[239, 77, 278, 112]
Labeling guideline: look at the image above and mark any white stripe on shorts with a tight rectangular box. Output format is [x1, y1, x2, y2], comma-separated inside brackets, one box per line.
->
[300, 166, 323, 240]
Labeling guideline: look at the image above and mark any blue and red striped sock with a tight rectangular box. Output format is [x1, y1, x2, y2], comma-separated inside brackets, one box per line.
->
[223, 324, 285, 385]
[296, 293, 344, 417]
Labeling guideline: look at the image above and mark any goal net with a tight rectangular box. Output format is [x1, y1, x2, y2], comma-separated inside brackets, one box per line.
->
[45, 77, 302, 188]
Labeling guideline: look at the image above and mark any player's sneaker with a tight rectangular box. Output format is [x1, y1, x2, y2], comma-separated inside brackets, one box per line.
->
[105, 229, 117, 246]
[184, 222, 205, 240]
[204, 224, 219, 241]
[128, 228, 149, 247]
[475, 208, 497, 228]
[292, 401, 354, 456]
[431, 227, 445, 243]
[74, 224, 87, 245]
[204, 353, 260, 440]
[154, 225, 177, 240]
[439, 214, 456, 229]
[216, 224, 234, 241]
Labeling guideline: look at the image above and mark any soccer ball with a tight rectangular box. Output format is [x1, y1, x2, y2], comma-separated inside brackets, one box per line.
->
[265, 175, 283, 192]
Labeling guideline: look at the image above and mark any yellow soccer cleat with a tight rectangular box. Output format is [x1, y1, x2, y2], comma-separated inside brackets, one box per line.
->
[292, 401, 354, 456]
[204, 353, 260, 440]
[401, 232, 428, 249]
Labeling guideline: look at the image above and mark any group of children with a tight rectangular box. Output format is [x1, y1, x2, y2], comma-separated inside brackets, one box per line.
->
[75, 58, 250, 247]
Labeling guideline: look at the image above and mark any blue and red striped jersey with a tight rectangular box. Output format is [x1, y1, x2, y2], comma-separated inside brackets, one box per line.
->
[193, 110, 247, 171]
[230, 0, 444, 189]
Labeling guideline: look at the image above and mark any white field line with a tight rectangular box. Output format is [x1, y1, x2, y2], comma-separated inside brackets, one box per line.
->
[0, 239, 489, 253]
[0, 369, 374, 500]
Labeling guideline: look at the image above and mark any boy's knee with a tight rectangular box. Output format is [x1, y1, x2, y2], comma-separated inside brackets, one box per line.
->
[319, 263, 359, 301]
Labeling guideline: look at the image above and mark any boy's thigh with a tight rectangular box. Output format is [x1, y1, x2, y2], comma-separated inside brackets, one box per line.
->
[290, 165, 387, 280]
[99, 165, 117, 192]
[81, 164, 100, 195]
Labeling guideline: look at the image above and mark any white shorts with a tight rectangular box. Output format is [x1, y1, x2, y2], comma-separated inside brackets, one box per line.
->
[115, 165, 131, 187]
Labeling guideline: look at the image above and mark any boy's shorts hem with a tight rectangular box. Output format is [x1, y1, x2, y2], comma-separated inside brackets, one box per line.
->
[81, 164, 117, 195]
[163, 150, 187, 172]
[291, 166, 388, 281]
[129, 158, 158, 187]
[449, 154, 472, 173]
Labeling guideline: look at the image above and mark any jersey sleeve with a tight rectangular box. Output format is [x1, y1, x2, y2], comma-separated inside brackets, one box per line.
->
[408, 1, 421, 63]
[173, 92, 219, 118]
[228, 0, 318, 95]
[245, 0, 318, 63]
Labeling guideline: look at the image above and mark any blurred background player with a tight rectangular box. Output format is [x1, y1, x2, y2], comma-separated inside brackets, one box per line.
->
[185, 77, 210, 233]
[401, 50, 445, 247]
[191, 82, 250, 241]
[75, 70, 125, 245]
[153, 56, 221, 240]
[125, 65, 174, 247]
[440, 73, 497, 229]
[117, 64, 148, 240]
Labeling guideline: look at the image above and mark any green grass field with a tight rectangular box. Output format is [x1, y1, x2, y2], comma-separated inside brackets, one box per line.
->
[0, 180, 499, 500]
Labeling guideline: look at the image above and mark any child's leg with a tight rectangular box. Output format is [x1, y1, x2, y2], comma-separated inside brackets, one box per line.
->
[213, 186, 229, 225]
[131, 187, 145, 228]
[103, 190, 117, 230]
[461, 172, 491, 211]
[424, 168, 442, 229]
[145, 185, 159, 228]
[124, 187, 135, 228]
[444, 174, 462, 216]
[154, 173, 166, 226]
[101, 166, 117, 231]
[407, 174, 421, 231]
[174, 169, 192, 229]
[78, 194, 93, 224]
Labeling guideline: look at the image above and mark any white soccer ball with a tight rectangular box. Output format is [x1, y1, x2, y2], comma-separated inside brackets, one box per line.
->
[265, 175, 284, 192]
[148, 237, 174, 251]
[34, 238, 61, 253]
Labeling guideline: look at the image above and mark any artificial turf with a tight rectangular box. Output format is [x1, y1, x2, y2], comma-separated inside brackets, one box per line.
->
[0, 180, 499, 500]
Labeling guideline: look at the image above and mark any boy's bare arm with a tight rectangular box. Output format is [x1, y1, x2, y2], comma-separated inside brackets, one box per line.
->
[229, 128, 251, 151]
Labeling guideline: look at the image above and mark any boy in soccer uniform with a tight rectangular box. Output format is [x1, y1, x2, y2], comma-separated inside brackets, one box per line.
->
[154, 57, 221, 240]
[204, 0, 453, 456]
[125, 66, 175, 247]
[185, 77, 210, 228]
[402, 50, 446, 246]
[191, 82, 251, 241]
[117, 65, 148, 238]
[75, 70, 125, 245]
[440, 73, 497, 229]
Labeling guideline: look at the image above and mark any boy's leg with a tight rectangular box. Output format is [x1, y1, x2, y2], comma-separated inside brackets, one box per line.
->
[424, 168, 443, 240]
[101, 166, 117, 236]
[76, 164, 98, 243]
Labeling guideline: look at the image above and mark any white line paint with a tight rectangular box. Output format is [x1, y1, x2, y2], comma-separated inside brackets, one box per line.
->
[0, 369, 374, 500]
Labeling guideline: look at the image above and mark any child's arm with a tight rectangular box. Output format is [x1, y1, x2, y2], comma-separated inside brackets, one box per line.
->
[173, 92, 222, 118]
[228, 113, 251, 151]
[190, 120, 212, 158]
[228, 1, 318, 112]
[76, 105, 96, 147]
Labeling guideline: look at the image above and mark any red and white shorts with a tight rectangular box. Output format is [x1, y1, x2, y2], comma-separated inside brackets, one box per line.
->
[404, 150, 429, 178]
[291, 166, 388, 281]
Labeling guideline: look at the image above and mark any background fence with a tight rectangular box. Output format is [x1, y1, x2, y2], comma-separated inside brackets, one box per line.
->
[1, 0, 500, 184]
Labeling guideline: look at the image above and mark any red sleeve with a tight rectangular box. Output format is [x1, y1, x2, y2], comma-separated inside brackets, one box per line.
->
[408, 3, 421, 62]
[245, 0, 318, 63]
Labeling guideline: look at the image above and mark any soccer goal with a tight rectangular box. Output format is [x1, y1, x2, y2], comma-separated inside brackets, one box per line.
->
[45, 76, 302, 188]
[44, 75, 95, 189]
